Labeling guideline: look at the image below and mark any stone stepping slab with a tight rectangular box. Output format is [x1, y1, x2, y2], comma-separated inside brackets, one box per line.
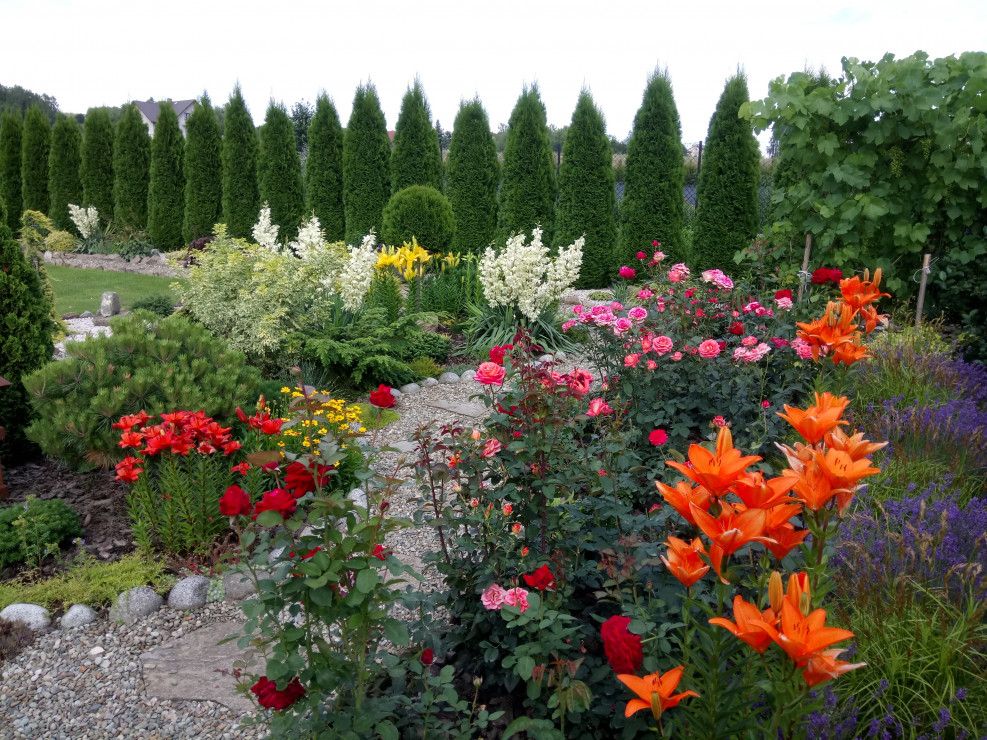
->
[422, 399, 487, 419]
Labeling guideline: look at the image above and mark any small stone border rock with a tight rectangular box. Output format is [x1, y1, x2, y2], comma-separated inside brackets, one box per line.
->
[43, 250, 183, 278]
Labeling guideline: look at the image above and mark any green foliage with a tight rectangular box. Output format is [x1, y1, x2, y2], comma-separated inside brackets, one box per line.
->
[381, 185, 455, 254]
[390, 80, 442, 193]
[260, 101, 305, 241]
[364, 270, 404, 323]
[43, 229, 76, 253]
[399, 331, 451, 363]
[927, 237, 987, 364]
[130, 293, 175, 317]
[693, 74, 760, 272]
[343, 83, 391, 246]
[23, 312, 261, 469]
[147, 102, 185, 249]
[556, 91, 617, 288]
[0, 110, 23, 231]
[47, 113, 82, 231]
[412, 262, 481, 323]
[407, 356, 443, 381]
[305, 94, 345, 242]
[21, 104, 50, 213]
[619, 70, 686, 265]
[113, 103, 151, 230]
[0, 84, 58, 122]
[19, 208, 53, 250]
[183, 94, 223, 243]
[80, 107, 115, 226]
[0, 496, 83, 568]
[498, 85, 557, 242]
[446, 98, 499, 253]
[221, 86, 260, 239]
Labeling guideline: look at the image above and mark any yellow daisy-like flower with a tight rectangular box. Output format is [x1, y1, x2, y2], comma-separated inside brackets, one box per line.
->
[280, 386, 291, 393]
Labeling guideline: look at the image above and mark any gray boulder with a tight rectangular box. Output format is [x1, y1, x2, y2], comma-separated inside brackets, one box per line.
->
[79, 310, 94, 318]
[421, 377, 439, 388]
[223, 572, 257, 602]
[398, 382, 421, 395]
[438, 372, 460, 385]
[460, 369, 476, 382]
[0, 603, 51, 631]
[167, 575, 210, 610]
[348, 488, 368, 509]
[109, 586, 163, 624]
[99, 291, 121, 317]
[60, 604, 98, 629]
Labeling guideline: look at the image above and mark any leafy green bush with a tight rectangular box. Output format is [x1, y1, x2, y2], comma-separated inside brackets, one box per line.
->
[381, 185, 455, 255]
[130, 293, 175, 317]
[407, 356, 443, 380]
[364, 270, 404, 323]
[23, 312, 261, 469]
[399, 331, 451, 363]
[111, 227, 155, 261]
[0, 496, 83, 568]
[19, 209, 53, 249]
[44, 229, 77, 253]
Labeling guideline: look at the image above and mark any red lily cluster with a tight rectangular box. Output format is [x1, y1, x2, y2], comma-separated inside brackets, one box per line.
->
[236, 405, 283, 435]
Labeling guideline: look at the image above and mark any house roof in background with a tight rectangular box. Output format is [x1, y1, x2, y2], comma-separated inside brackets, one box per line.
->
[134, 99, 195, 123]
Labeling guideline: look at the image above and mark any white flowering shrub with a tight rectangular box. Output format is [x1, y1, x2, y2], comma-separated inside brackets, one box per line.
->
[289, 214, 325, 259]
[478, 227, 583, 322]
[333, 233, 380, 312]
[252, 203, 280, 253]
[68, 204, 100, 240]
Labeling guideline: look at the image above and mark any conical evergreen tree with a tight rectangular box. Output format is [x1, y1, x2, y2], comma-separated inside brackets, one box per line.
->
[305, 94, 345, 241]
[619, 70, 687, 265]
[183, 93, 223, 243]
[48, 113, 83, 231]
[80, 108, 115, 225]
[446, 98, 499, 253]
[21, 104, 51, 214]
[0, 111, 23, 231]
[498, 85, 557, 242]
[221, 85, 259, 239]
[113, 103, 151, 230]
[693, 74, 761, 272]
[147, 102, 185, 249]
[342, 83, 391, 246]
[391, 80, 441, 194]
[556, 91, 617, 288]
[259, 101, 305, 242]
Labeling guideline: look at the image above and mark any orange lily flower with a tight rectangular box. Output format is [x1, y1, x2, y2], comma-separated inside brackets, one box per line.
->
[655, 480, 711, 526]
[764, 502, 803, 530]
[709, 595, 779, 654]
[764, 523, 810, 561]
[802, 649, 867, 687]
[831, 336, 871, 367]
[824, 427, 888, 462]
[733, 471, 799, 509]
[813, 449, 881, 490]
[786, 572, 811, 614]
[752, 599, 854, 664]
[661, 536, 710, 587]
[796, 302, 860, 361]
[790, 461, 841, 512]
[617, 666, 699, 720]
[775, 441, 816, 476]
[857, 303, 889, 334]
[777, 392, 850, 445]
[666, 426, 761, 497]
[690, 502, 770, 557]
[838, 268, 889, 313]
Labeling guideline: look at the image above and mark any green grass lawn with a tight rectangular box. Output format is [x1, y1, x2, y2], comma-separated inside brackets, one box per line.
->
[46, 265, 186, 316]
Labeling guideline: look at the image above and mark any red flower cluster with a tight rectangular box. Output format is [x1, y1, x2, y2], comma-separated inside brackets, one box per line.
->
[250, 676, 306, 711]
[601, 615, 643, 674]
[114, 455, 144, 483]
[283, 460, 334, 497]
[236, 406, 282, 435]
[251, 488, 297, 520]
[369, 385, 396, 409]
[489, 343, 514, 365]
[810, 267, 843, 285]
[219, 485, 251, 516]
[775, 289, 793, 301]
[114, 410, 240, 481]
[522, 563, 556, 591]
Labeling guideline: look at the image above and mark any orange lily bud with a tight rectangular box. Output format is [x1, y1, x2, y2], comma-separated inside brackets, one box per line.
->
[769, 572, 783, 613]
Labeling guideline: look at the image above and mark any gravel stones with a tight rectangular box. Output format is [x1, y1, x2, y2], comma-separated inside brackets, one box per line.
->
[398, 382, 421, 395]
[167, 576, 211, 610]
[60, 604, 98, 629]
[109, 586, 164, 625]
[438, 371, 460, 384]
[0, 603, 51, 631]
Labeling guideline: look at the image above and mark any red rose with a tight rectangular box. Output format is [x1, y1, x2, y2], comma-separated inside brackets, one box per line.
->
[827, 268, 843, 283]
[373, 543, 391, 561]
[489, 343, 514, 365]
[369, 384, 396, 408]
[219, 485, 252, 516]
[729, 322, 744, 336]
[618, 266, 636, 279]
[636, 251, 647, 260]
[284, 461, 333, 498]
[774, 289, 793, 301]
[717, 340, 727, 352]
[600, 615, 643, 674]
[810, 268, 831, 284]
[522, 564, 556, 591]
[250, 676, 306, 711]
[648, 429, 668, 446]
[421, 648, 434, 665]
[252, 488, 297, 520]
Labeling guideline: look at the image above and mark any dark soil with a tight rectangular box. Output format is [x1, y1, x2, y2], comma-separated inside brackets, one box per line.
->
[444, 332, 474, 366]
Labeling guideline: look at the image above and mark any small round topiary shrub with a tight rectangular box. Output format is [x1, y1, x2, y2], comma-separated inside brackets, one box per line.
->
[131, 293, 175, 317]
[0, 496, 83, 568]
[44, 229, 77, 253]
[380, 185, 455, 254]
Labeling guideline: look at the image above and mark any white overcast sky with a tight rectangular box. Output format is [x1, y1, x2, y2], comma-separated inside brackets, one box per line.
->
[2, 0, 985, 151]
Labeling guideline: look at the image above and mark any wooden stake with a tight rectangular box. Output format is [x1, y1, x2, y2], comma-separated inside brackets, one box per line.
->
[796, 234, 813, 304]
[915, 253, 931, 330]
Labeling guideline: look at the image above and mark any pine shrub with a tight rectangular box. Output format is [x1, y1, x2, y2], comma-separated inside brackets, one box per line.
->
[498, 85, 557, 243]
[342, 83, 391, 246]
[446, 98, 499, 253]
[80, 108, 115, 226]
[221, 86, 259, 239]
[619, 70, 687, 265]
[47, 113, 83, 232]
[21, 104, 50, 214]
[556, 91, 616, 288]
[305, 94, 345, 242]
[259, 101, 305, 242]
[147, 102, 185, 249]
[0, 497, 83, 569]
[381, 185, 455, 254]
[390, 80, 441, 193]
[113, 103, 151, 230]
[0, 111, 23, 231]
[692, 74, 761, 272]
[182, 94, 223, 243]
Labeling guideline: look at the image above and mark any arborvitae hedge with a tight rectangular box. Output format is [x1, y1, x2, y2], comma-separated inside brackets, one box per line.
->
[381, 185, 455, 253]
[81, 108, 115, 226]
[391, 80, 441, 194]
[342, 83, 391, 246]
[21, 105, 51, 214]
[498, 85, 557, 242]
[619, 70, 686, 265]
[446, 98, 499, 253]
[692, 74, 761, 272]
[305, 94, 345, 241]
[221, 86, 259, 240]
[556, 91, 617, 288]
[259, 101, 305, 241]
[147, 102, 185, 249]
[183, 94, 223, 243]
[0, 111, 23, 231]
[48, 113, 83, 231]
[113, 103, 151, 230]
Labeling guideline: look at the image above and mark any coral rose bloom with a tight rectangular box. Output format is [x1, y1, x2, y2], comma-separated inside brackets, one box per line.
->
[698, 339, 721, 358]
[474, 362, 506, 386]
[653, 335, 674, 355]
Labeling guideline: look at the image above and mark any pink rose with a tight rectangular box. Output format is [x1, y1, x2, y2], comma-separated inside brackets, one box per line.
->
[613, 317, 633, 334]
[481, 583, 507, 610]
[792, 337, 814, 360]
[481, 438, 503, 458]
[742, 335, 758, 347]
[502, 587, 530, 613]
[776, 297, 793, 311]
[474, 362, 506, 386]
[646, 360, 657, 370]
[637, 289, 654, 300]
[653, 250, 666, 262]
[698, 339, 721, 359]
[610, 301, 624, 311]
[653, 335, 674, 355]
[624, 354, 640, 367]
[712, 415, 728, 428]
[561, 320, 577, 331]
[566, 368, 593, 397]
[627, 306, 648, 322]
[573, 304, 584, 315]
[671, 351, 683, 361]
[618, 266, 636, 279]
[771, 337, 790, 348]
[586, 398, 613, 417]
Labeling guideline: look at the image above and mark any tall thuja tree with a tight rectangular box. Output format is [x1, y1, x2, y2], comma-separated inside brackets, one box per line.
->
[305, 94, 344, 241]
[342, 83, 391, 246]
[259, 101, 304, 241]
[147, 101, 185, 248]
[498, 85, 557, 242]
[183, 93, 223, 242]
[0, 111, 23, 230]
[556, 90, 617, 288]
[48, 113, 83, 231]
[222, 85, 259, 239]
[619, 70, 686, 265]
[391, 79, 441, 193]
[80, 107, 115, 225]
[113, 102, 151, 230]
[446, 97, 499, 253]
[693, 74, 760, 272]
[21, 104, 50, 213]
